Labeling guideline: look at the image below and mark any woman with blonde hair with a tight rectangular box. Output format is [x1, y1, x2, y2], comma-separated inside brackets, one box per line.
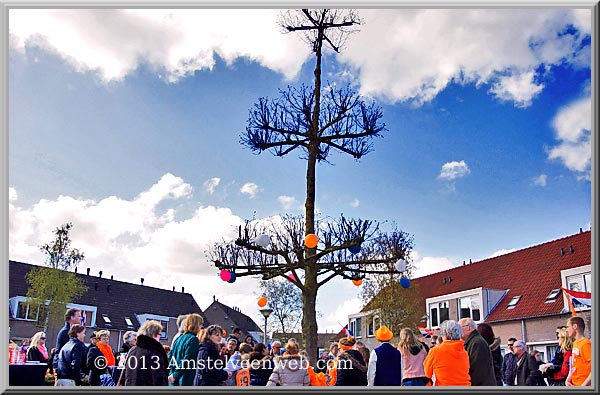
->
[168, 313, 204, 386]
[397, 328, 429, 386]
[26, 331, 49, 363]
[542, 327, 573, 386]
[266, 340, 310, 386]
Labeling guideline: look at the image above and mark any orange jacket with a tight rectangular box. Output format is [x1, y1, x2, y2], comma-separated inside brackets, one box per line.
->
[97, 342, 116, 367]
[307, 366, 327, 386]
[423, 339, 470, 386]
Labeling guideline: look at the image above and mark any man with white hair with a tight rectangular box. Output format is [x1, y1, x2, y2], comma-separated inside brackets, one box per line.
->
[512, 340, 543, 386]
[459, 318, 496, 386]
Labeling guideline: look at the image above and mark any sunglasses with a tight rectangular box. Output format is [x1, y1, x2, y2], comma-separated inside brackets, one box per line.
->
[507, 344, 514, 347]
[40, 337, 46, 340]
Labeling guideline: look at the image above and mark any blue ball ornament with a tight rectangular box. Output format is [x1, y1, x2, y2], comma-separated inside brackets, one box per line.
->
[348, 244, 361, 254]
[400, 277, 410, 288]
[227, 271, 237, 283]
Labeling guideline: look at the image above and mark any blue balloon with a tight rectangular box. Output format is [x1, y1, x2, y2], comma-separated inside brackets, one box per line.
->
[400, 277, 410, 288]
[227, 271, 236, 283]
[348, 244, 361, 254]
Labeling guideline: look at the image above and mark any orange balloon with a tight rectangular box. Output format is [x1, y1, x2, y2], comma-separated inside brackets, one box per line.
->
[304, 233, 318, 248]
[258, 296, 268, 307]
[352, 279, 363, 286]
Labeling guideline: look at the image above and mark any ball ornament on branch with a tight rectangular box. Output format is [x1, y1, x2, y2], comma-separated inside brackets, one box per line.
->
[258, 296, 268, 307]
[304, 233, 318, 249]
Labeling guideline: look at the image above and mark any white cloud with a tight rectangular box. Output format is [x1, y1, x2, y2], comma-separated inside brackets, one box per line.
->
[8, 173, 245, 298]
[340, 9, 589, 106]
[203, 177, 221, 194]
[489, 71, 544, 108]
[411, 251, 458, 278]
[278, 195, 298, 210]
[9, 187, 18, 201]
[532, 174, 548, 187]
[547, 97, 591, 177]
[438, 160, 470, 181]
[9, 9, 589, 106]
[350, 198, 360, 208]
[489, 248, 517, 258]
[240, 182, 259, 198]
[9, 9, 309, 83]
[320, 297, 362, 333]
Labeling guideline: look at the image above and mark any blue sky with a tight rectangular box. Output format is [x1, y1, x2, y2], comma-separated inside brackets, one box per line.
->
[7, 8, 592, 332]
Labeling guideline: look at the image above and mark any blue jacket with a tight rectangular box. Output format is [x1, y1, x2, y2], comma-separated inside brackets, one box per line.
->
[53, 322, 71, 369]
[56, 337, 86, 385]
[501, 352, 517, 385]
[373, 343, 402, 386]
[194, 341, 228, 386]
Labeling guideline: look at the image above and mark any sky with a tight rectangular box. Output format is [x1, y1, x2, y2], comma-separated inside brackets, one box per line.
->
[7, 7, 592, 333]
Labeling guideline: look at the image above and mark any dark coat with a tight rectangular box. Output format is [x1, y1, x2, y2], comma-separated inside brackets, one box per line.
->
[489, 338, 503, 386]
[86, 345, 106, 386]
[194, 341, 228, 386]
[501, 351, 517, 385]
[168, 332, 200, 386]
[53, 322, 71, 370]
[122, 335, 169, 386]
[26, 346, 49, 363]
[463, 330, 497, 386]
[515, 352, 544, 386]
[335, 349, 367, 386]
[56, 337, 86, 385]
[249, 358, 274, 386]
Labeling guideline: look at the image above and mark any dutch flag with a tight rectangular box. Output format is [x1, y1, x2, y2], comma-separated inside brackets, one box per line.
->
[417, 326, 433, 338]
[562, 287, 591, 316]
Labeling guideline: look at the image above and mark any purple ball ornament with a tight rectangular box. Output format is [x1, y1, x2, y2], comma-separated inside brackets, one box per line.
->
[227, 271, 237, 283]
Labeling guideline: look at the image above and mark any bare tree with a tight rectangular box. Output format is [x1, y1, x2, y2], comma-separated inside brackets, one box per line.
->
[258, 280, 303, 335]
[210, 9, 413, 362]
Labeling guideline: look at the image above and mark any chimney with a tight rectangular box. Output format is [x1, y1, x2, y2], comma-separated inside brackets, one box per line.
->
[141, 278, 144, 285]
[99, 270, 103, 278]
[173, 286, 175, 291]
[182, 287, 185, 293]
[462, 260, 465, 266]
[74, 267, 77, 274]
[87, 268, 90, 276]
[110, 275, 113, 280]
[213, 295, 216, 301]
[580, 227, 583, 233]
[469, 259, 472, 264]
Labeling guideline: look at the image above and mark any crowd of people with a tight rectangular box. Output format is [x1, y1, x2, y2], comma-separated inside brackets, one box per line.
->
[10, 308, 592, 387]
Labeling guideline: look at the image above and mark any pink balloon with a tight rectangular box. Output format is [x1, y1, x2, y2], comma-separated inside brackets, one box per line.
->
[220, 269, 231, 282]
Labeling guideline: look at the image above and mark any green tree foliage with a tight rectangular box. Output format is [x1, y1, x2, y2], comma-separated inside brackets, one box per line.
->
[26, 223, 88, 331]
[359, 261, 423, 339]
[258, 279, 303, 335]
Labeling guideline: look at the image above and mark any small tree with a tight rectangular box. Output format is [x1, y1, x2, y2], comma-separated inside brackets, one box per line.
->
[26, 223, 88, 331]
[359, 261, 423, 337]
[258, 279, 303, 335]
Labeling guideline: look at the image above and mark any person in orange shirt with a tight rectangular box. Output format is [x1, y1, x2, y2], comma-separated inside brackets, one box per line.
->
[423, 320, 471, 386]
[95, 330, 116, 367]
[565, 316, 591, 386]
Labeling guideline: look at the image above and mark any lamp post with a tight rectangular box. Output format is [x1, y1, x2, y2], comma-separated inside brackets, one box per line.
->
[259, 308, 273, 345]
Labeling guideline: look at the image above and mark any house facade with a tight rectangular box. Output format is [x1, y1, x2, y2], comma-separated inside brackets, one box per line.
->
[9, 260, 209, 350]
[203, 296, 264, 343]
[347, 230, 591, 361]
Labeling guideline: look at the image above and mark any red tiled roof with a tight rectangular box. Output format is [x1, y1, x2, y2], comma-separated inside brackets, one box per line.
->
[411, 231, 591, 323]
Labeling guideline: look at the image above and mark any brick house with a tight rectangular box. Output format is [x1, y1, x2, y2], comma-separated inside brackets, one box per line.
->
[347, 230, 591, 361]
[9, 260, 209, 350]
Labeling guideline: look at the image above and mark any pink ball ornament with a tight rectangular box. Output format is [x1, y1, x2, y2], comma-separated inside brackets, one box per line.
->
[220, 269, 232, 282]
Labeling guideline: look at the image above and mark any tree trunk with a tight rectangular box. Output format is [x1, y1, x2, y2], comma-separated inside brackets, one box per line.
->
[301, 267, 319, 364]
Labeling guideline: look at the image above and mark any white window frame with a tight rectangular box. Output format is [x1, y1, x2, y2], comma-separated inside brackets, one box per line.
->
[9, 296, 43, 321]
[506, 296, 521, 309]
[561, 265, 591, 312]
[426, 287, 483, 328]
[136, 313, 173, 339]
[66, 302, 98, 328]
[367, 315, 379, 338]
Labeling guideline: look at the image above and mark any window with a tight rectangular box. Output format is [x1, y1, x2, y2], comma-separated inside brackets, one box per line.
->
[507, 296, 521, 309]
[9, 296, 43, 322]
[367, 315, 379, 337]
[439, 302, 449, 322]
[102, 314, 112, 325]
[160, 320, 168, 339]
[429, 301, 449, 327]
[355, 317, 362, 338]
[545, 289, 561, 303]
[125, 317, 134, 328]
[459, 296, 481, 321]
[561, 266, 591, 312]
[430, 305, 438, 327]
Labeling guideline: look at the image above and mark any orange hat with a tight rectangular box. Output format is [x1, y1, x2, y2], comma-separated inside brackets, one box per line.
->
[375, 325, 393, 342]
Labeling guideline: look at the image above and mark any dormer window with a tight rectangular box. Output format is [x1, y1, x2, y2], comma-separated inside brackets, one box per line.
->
[125, 317, 134, 327]
[545, 289, 561, 303]
[506, 296, 521, 309]
[102, 314, 112, 323]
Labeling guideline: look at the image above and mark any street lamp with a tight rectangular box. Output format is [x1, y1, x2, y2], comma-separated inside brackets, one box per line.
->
[259, 308, 273, 344]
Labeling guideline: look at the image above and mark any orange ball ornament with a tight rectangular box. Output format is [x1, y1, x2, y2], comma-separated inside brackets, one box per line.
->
[304, 233, 318, 249]
[352, 279, 363, 286]
[258, 296, 268, 307]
